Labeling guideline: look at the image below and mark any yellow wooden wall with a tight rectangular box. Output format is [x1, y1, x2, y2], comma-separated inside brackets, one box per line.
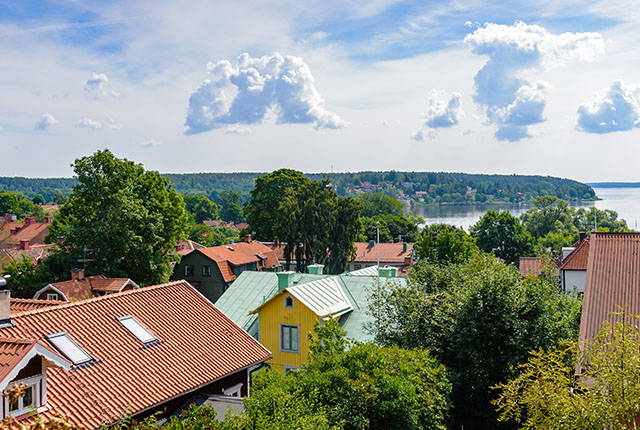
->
[258, 291, 320, 372]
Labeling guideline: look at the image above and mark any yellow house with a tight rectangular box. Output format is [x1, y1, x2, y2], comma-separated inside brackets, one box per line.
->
[249, 269, 354, 373]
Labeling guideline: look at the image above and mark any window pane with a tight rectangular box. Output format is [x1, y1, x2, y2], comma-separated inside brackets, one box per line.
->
[282, 326, 290, 350]
[47, 333, 91, 364]
[23, 386, 33, 408]
[118, 316, 156, 343]
[291, 327, 299, 351]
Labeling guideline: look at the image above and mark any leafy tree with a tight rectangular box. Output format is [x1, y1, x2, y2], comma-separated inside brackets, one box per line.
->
[53, 191, 68, 205]
[373, 254, 582, 429]
[0, 191, 46, 221]
[520, 196, 576, 239]
[470, 210, 535, 264]
[359, 217, 392, 243]
[217, 190, 244, 222]
[358, 193, 403, 218]
[183, 195, 218, 224]
[573, 206, 629, 232]
[189, 224, 238, 247]
[47, 150, 190, 286]
[415, 224, 477, 264]
[3, 256, 52, 298]
[326, 196, 362, 274]
[31, 194, 45, 205]
[536, 230, 578, 254]
[494, 314, 640, 429]
[244, 169, 310, 241]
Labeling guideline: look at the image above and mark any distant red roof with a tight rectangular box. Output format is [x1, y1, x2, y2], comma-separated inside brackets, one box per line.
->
[36, 276, 138, 301]
[0, 221, 50, 248]
[519, 257, 543, 277]
[1, 280, 271, 428]
[175, 240, 205, 256]
[579, 233, 640, 343]
[352, 242, 413, 264]
[1, 244, 52, 264]
[197, 241, 279, 283]
[10, 298, 61, 316]
[559, 238, 590, 270]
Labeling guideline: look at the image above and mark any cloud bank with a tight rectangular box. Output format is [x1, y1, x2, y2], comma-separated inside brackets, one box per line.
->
[85, 73, 118, 99]
[577, 80, 640, 133]
[465, 21, 603, 141]
[413, 90, 464, 141]
[34, 114, 58, 131]
[184, 53, 347, 134]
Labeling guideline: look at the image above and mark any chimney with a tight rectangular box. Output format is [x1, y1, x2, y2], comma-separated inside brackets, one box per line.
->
[19, 239, 30, 251]
[273, 237, 280, 247]
[24, 216, 36, 226]
[307, 264, 324, 275]
[276, 271, 295, 292]
[402, 242, 407, 253]
[579, 232, 587, 242]
[244, 234, 252, 243]
[71, 268, 85, 281]
[44, 216, 52, 224]
[0, 277, 12, 328]
[404, 256, 412, 266]
[4, 214, 16, 223]
[368, 240, 375, 247]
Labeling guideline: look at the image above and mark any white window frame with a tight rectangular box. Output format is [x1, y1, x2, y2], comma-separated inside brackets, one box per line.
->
[3, 375, 42, 418]
[46, 332, 92, 365]
[284, 295, 294, 309]
[46, 293, 58, 301]
[223, 383, 243, 397]
[116, 315, 157, 344]
[280, 324, 299, 353]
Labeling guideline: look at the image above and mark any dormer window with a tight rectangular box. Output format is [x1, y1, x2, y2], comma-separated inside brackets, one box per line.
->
[46, 332, 92, 365]
[4, 374, 42, 418]
[284, 295, 294, 309]
[117, 316, 157, 344]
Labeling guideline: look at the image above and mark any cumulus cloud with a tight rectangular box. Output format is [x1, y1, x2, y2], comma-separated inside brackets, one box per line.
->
[465, 21, 604, 141]
[75, 117, 102, 129]
[184, 52, 347, 134]
[34, 114, 58, 131]
[224, 125, 251, 135]
[413, 90, 464, 140]
[577, 80, 640, 133]
[84, 72, 118, 99]
[140, 139, 160, 148]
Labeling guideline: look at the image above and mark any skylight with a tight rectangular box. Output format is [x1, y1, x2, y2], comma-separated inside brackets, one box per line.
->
[46, 332, 92, 365]
[117, 315, 157, 344]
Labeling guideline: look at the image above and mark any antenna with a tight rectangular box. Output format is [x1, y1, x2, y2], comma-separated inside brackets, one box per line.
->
[77, 247, 95, 272]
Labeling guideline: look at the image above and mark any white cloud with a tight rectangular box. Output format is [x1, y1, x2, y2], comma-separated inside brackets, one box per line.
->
[413, 90, 463, 140]
[75, 117, 102, 129]
[84, 72, 118, 99]
[465, 21, 604, 141]
[224, 125, 251, 135]
[107, 119, 122, 130]
[184, 52, 348, 134]
[140, 139, 160, 148]
[34, 113, 58, 131]
[576, 79, 640, 133]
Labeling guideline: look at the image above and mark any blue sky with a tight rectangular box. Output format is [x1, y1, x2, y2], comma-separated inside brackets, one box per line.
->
[1, 0, 639, 181]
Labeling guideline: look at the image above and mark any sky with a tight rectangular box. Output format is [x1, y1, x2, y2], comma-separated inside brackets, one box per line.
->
[1, 0, 640, 182]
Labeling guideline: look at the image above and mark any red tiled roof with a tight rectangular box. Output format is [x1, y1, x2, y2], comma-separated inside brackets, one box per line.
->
[1, 280, 272, 428]
[559, 239, 590, 270]
[10, 298, 61, 316]
[0, 338, 38, 381]
[1, 244, 52, 263]
[0, 222, 49, 248]
[44, 276, 136, 300]
[519, 257, 543, 277]
[352, 242, 413, 264]
[175, 240, 205, 256]
[198, 242, 279, 283]
[579, 233, 640, 343]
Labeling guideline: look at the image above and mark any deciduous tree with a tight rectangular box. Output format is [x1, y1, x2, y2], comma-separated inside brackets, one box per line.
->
[470, 210, 534, 264]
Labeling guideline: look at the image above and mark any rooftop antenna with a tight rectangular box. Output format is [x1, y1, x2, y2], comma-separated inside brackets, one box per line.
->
[77, 246, 95, 273]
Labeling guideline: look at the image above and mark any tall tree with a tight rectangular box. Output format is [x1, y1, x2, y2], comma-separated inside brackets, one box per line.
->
[216, 190, 244, 222]
[415, 224, 478, 264]
[358, 192, 403, 218]
[520, 196, 576, 239]
[2, 256, 52, 298]
[47, 150, 190, 285]
[183, 195, 218, 224]
[470, 210, 535, 264]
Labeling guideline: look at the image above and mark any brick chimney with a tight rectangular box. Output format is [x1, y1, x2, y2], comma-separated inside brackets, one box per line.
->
[44, 216, 52, 224]
[71, 268, 85, 281]
[19, 239, 30, 251]
[4, 214, 16, 223]
[24, 216, 36, 226]
[244, 234, 252, 243]
[404, 256, 412, 266]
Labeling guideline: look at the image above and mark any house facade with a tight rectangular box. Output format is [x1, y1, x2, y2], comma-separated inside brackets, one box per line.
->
[32, 269, 139, 301]
[348, 242, 413, 274]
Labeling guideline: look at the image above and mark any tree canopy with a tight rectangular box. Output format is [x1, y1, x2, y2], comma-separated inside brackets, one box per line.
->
[47, 150, 190, 285]
[415, 223, 478, 264]
[183, 195, 218, 224]
[2, 256, 52, 298]
[470, 210, 535, 264]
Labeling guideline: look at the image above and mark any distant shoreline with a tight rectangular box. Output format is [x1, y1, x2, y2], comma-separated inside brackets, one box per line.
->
[588, 182, 640, 188]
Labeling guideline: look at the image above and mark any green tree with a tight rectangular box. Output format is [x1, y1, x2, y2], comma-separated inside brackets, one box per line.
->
[0, 191, 46, 221]
[189, 224, 238, 247]
[374, 254, 582, 429]
[244, 169, 310, 241]
[53, 192, 68, 205]
[183, 195, 218, 224]
[359, 217, 392, 243]
[217, 190, 244, 222]
[495, 314, 640, 429]
[47, 150, 190, 286]
[358, 193, 403, 218]
[573, 206, 629, 232]
[470, 210, 535, 264]
[520, 196, 576, 239]
[415, 224, 477, 264]
[31, 194, 45, 205]
[3, 256, 53, 298]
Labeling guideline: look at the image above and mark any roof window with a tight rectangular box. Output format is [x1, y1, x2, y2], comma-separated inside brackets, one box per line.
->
[46, 332, 92, 365]
[117, 315, 157, 344]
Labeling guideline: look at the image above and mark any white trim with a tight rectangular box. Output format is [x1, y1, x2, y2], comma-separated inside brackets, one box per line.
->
[284, 295, 294, 309]
[0, 343, 71, 393]
[46, 293, 59, 301]
[32, 285, 69, 302]
[223, 383, 243, 397]
[3, 374, 42, 418]
[120, 279, 140, 291]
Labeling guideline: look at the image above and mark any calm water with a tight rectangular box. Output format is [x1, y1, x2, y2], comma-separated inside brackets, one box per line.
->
[409, 187, 640, 231]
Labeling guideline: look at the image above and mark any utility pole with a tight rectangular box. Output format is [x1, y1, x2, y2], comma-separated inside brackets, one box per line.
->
[376, 221, 380, 334]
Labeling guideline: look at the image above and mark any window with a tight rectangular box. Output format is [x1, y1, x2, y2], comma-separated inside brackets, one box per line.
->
[117, 316, 157, 344]
[223, 383, 243, 397]
[284, 295, 294, 309]
[280, 324, 299, 353]
[46, 332, 92, 365]
[202, 265, 211, 277]
[184, 265, 194, 277]
[3, 375, 42, 417]
[46, 293, 58, 301]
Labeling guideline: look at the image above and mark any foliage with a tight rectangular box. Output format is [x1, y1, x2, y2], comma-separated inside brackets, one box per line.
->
[358, 193, 403, 217]
[189, 224, 239, 247]
[494, 313, 640, 429]
[216, 190, 244, 222]
[415, 223, 478, 264]
[47, 150, 190, 286]
[183, 195, 218, 224]
[470, 210, 535, 264]
[373, 254, 582, 429]
[2, 255, 53, 298]
[0, 191, 46, 221]
[536, 230, 579, 254]
[573, 206, 629, 232]
[520, 196, 576, 239]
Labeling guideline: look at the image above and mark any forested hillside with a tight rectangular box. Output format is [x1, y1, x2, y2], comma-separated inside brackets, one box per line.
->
[0, 171, 596, 204]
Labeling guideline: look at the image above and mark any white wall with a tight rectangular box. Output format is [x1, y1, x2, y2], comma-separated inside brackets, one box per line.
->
[562, 270, 586, 293]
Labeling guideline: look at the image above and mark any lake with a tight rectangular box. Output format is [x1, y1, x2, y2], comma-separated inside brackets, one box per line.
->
[410, 187, 640, 231]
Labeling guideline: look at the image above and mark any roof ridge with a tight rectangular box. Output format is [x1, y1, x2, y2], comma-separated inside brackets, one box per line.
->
[559, 238, 589, 269]
[12, 280, 192, 319]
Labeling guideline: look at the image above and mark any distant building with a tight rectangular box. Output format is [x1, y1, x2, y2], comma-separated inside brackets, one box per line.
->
[348, 241, 413, 274]
[33, 269, 139, 301]
[557, 235, 590, 293]
[0, 214, 53, 274]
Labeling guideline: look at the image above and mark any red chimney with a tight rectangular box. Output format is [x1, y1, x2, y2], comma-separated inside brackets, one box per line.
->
[71, 269, 85, 281]
[244, 234, 252, 243]
[24, 216, 36, 226]
[44, 216, 52, 224]
[19, 239, 30, 251]
[403, 256, 412, 266]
